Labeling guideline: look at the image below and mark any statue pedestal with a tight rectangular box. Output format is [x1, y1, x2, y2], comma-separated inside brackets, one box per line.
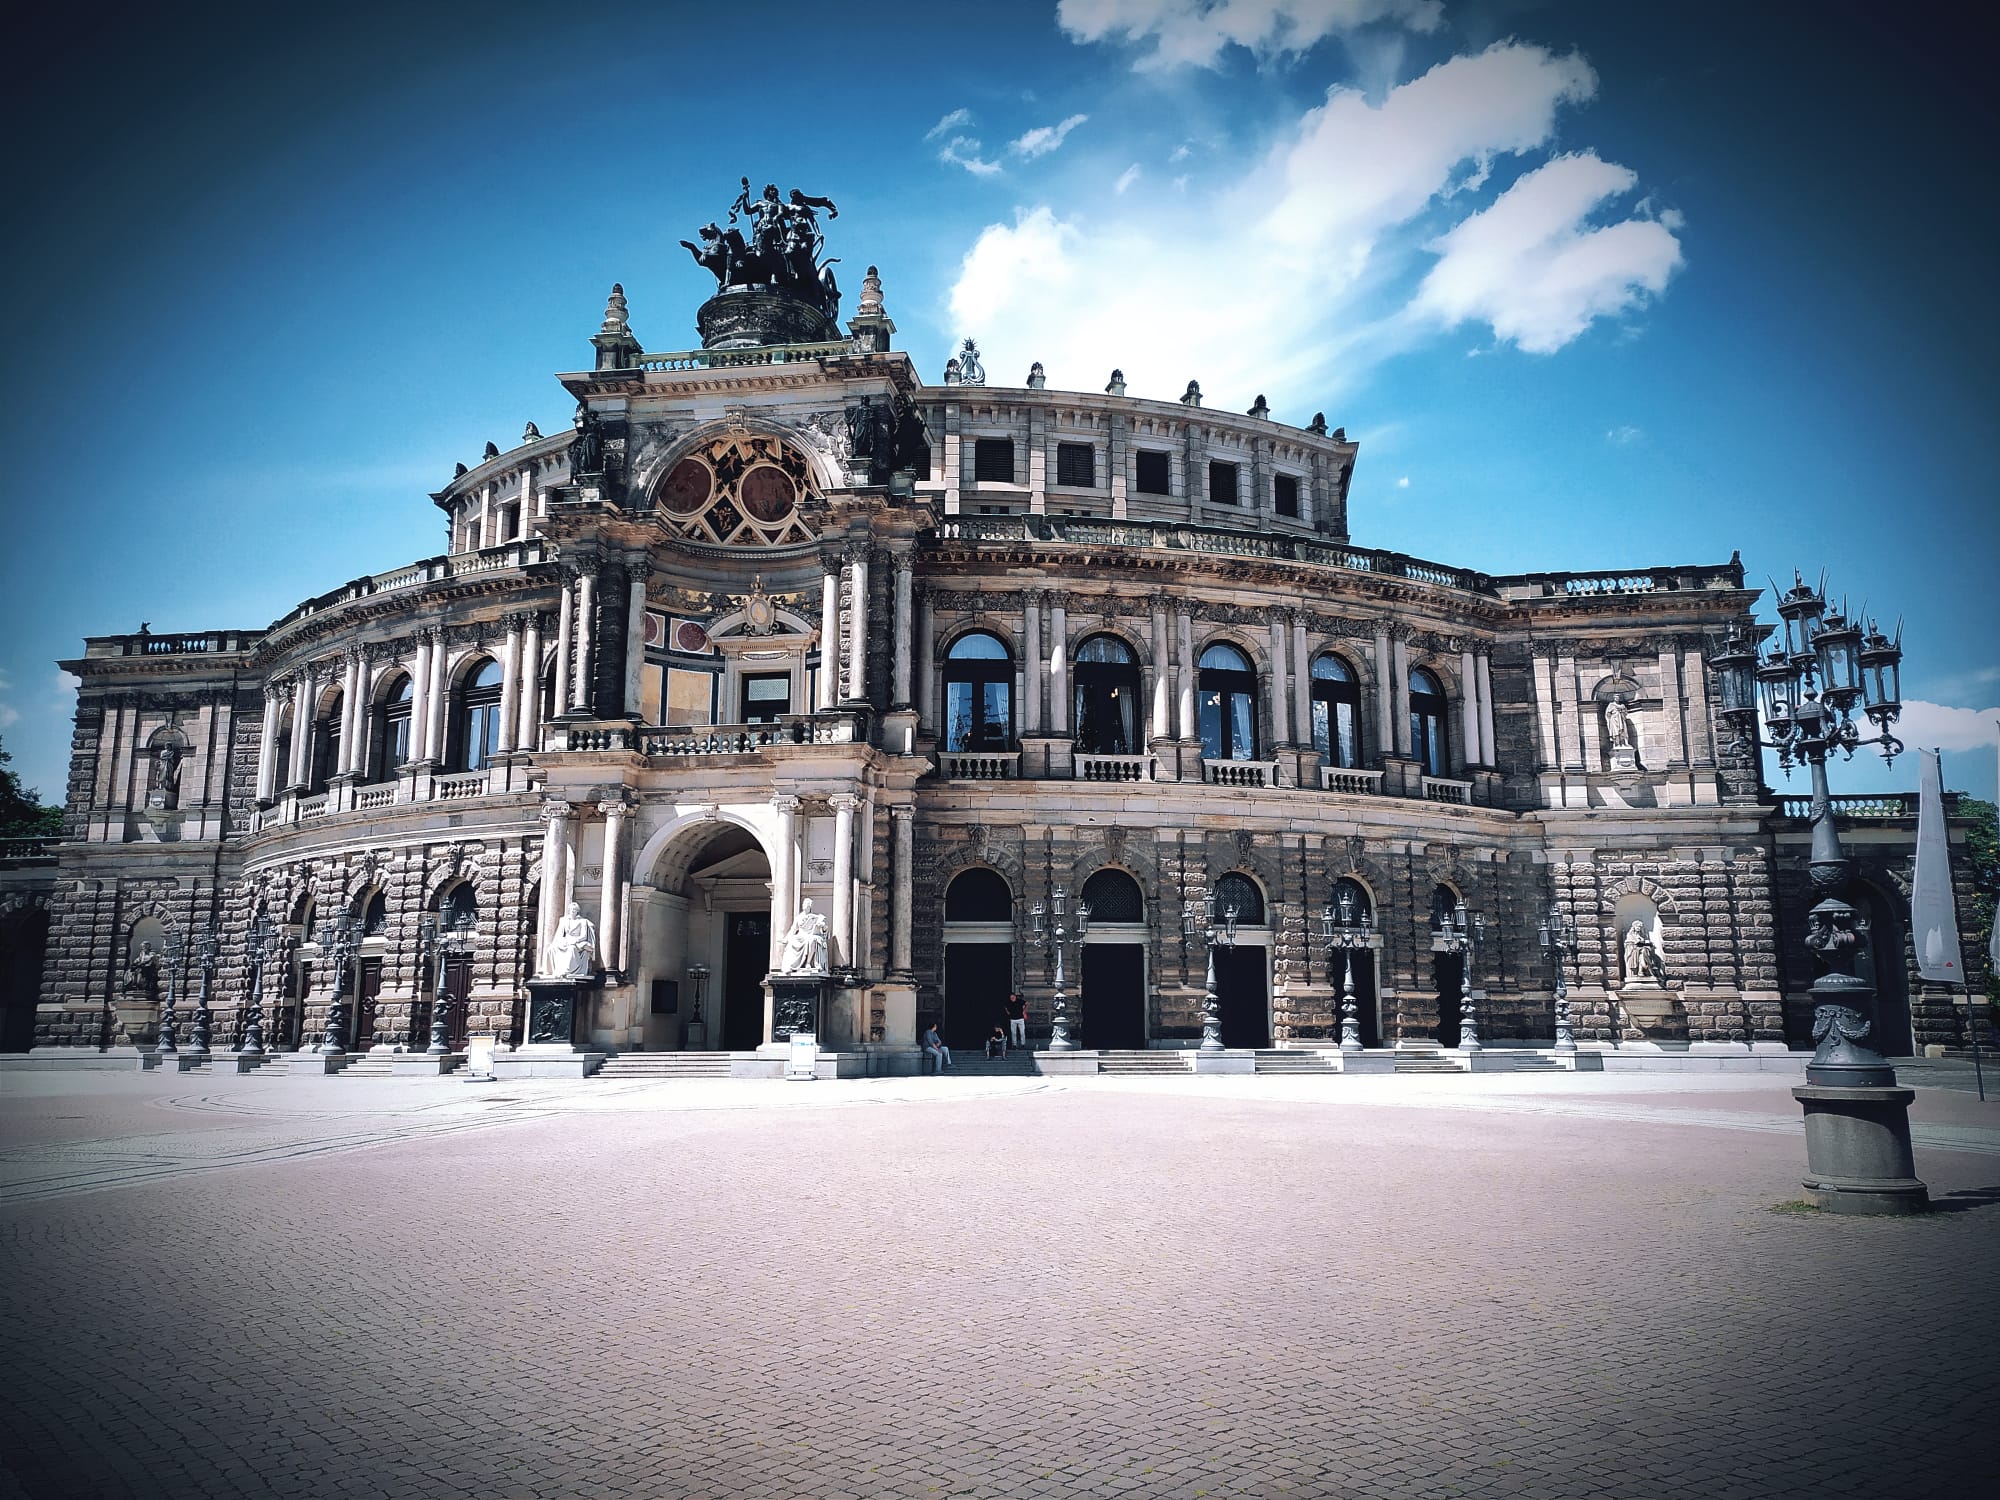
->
[1616, 984, 1686, 1049]
[1609, 745, 1639, 773]
[767, 974, 828, 1044]
[493, 977, 605, 1079]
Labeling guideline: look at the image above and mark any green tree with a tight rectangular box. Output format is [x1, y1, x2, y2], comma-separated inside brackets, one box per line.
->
[0, 733, 63, 838]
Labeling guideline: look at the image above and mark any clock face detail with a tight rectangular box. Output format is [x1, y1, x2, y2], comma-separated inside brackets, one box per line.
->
[651, 433, 817, 546]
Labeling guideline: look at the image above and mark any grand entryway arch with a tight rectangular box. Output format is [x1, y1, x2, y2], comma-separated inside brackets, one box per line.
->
[632, 818, 776, 1052]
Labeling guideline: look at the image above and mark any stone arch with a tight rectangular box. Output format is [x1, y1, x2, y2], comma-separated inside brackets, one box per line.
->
[631, 805, 780, 895]
[924, 832, 1027, 897]
[1598, 874, 1681, 917]
[1194, 629, 1267, 672]
[937, 619, 1020, 663]
[1070, 624, 1152, 671]
[1077, 864, 1146, 924]
[637, 416, 843, 501]
[421, 846, 488, 905]
[707, 606, 815, 640]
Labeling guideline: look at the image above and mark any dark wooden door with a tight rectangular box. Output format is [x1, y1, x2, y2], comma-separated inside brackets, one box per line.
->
[443, 957, 473, 1050]
[1215, 945, 1269, 1049]
[944, 943, 1012, 1049]
[354, 958, 384, 1049]
[1081, 944, 1146, 1049]
[1432, 954, 1464, 1048]
[722, 912, 770, 1051]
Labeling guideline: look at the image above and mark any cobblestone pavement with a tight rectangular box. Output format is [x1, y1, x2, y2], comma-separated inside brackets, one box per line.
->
[1, 1070, 1995, 1499]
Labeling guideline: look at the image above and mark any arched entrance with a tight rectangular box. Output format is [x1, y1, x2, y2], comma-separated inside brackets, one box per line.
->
[633, 819, 775, 1052]
[1328, 877, 1382, 1047]
[942, 868, 1014, 1050]
[1079, 868, 1147, 1049]
[1212, 871, 1270, 1049]
[1429, 883, 1463, 1048]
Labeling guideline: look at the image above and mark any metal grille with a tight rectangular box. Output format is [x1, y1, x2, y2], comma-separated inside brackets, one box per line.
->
[1081, 869, 1143, 923]
[1213, 871, 1264, 925]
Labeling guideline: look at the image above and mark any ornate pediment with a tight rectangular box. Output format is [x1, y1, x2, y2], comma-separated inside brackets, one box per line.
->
[653, 432, 820, 548]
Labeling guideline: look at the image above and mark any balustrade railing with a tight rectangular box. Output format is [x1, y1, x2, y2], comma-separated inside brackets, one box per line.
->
[1320, 766, 1387, 796]
[435, 770, 489, 800]
[1204, 758, 1280, 788]
[634, 713, 862, 758]
[354, 784, 399, 810]
[0, 835, 59, 862]
[1421, 776, 1473, 805]
[636, 339, 857, 372]
[1074, 753, 1157, 782]
[296, 793, 330, 820]
[1775, 792, 1947, 820]
[940, 751, 1021, 780]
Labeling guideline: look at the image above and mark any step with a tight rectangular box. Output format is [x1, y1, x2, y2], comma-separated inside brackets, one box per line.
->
[595, 1052, 734, 1079]
[1096, 1051, 1192, 1074]
[1253, 1050, 1340, 1074]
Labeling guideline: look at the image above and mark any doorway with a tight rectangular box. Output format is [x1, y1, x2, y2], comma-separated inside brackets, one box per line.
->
[1432, 953, 1464, 1048]
[1331, 948, 1381, 1047]
[354, 957, 384, 1049]
[1081, 944, 1146, 1049]
[441, 956, 472, 1051]
[944, 942, 1012, 1050]
[722, 911, 769, 1051]
[1215, 945, 1270, 1048]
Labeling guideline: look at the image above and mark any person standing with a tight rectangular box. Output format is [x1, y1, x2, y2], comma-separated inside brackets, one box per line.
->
[1006, 992, 1027, 1051]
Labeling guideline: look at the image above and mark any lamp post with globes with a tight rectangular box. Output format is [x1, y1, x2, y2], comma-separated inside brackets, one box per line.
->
[316, 912, 357, 1055]
[156, 929, 182, 1056]
[1026, 887, 1090, 1052]
[1433, 899, 1485, 1052]
[237, 912, 272, 1057]
[1707, 569, 1925, 1213]
[1319, 885, 1372, 1053]
[1184, 892, 1238, 1054]
[187, 927, 216, 1056]
[422, 908, 478, 1055]
[1537, 904, 1578, 1054]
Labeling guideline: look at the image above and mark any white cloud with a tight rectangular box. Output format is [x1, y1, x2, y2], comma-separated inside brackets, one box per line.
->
[926, 108, 974, 140]
[939, 136, 1003, 177]
[944, 41, 1655, 405]
[1897, 701, 2000, 754]
[1012, 113, 1090, 159]
[1058, 0, 1443, 71]
[1169, 143, 1191, 162]
[1114, 163, 1143, 194]
[1411, 152, 1683, 352]
[1606, 424, 1643, 445]
[0, 668, 19, 731]
[1396, 476, 1410, 488]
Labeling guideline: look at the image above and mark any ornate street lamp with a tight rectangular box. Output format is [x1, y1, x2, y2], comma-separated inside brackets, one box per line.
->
[1433, 898, 1485, 1052]
[1709, 570, 1924, 1212]
[1319, 884, 1373, 1053]
[1184, 892, 1238, 1054]
[1026, 886, 1091, 1052]
[1537, 903, 1578, 1054]
[685, 962, 709, 1044]
[188, 927, 216, 1055]
[237, 912, 272, 1057]
[316, 912, 357, 1055]
[421, 907, 478, 1055]
[156, 929, 182, 1055]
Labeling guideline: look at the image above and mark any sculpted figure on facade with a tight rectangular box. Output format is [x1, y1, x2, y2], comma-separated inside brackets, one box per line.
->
[1605, 697, 1634, 750]
[777, 898, 830, 975]
[541, 902, 598, 980]
[153, 742, 182, 809]
[1622, 920, 1665, 987]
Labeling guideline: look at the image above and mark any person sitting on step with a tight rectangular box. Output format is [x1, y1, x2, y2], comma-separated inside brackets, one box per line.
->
[986, 1025, 1008, 1059]
[922, 1022, 951, 1074]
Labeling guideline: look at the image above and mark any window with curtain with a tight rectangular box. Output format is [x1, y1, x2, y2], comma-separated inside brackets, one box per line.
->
[1410, 667, 1450, 777]
[375, 675, 413, 782]
[1198, 643, 1258, 760]
[944, 632, 1012, 752]
[1310, 653, 1362, 769]
[1072, 635, 1140, 755]
[454, 659, 504, 771]
[309, 694, 342, 793]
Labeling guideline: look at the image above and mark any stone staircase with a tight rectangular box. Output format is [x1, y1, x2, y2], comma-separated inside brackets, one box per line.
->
[335, 1055, 398, 1078]
[595, 1051, 734, 1080]
[1393, 1047, 1466, 1075]
[1096, 1050, 1192, 1076]
[1252, 1049, 1341, 1075]
[935, 1050, 1040, 1078]
[1508, 1054, 1567, 1073]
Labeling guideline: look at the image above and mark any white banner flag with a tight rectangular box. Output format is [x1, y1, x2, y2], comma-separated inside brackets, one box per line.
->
[1912, 748, 1964, 984]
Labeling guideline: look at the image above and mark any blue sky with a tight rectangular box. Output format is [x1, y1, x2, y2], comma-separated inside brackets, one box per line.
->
[2, 0, 1994, 805]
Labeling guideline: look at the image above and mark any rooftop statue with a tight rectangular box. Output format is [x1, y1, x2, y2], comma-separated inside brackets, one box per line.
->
[679, 177, 844, 321]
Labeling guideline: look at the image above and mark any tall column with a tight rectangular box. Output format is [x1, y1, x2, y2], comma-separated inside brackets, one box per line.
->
[1048, 596, 1069, 735]
[538, 799, 572, 962]
[1658, 646, 1687, 764]
[1291, 616, 1311, 749]
[256, 686, 280, 801]
[819, 565, 840, 710]
[830, 794, 858, 968]
[497, 618, 522, 754]
[287, 671, 313, 788]
[1023, 592, 1044, 734]
[1391, 633, 1413, 756]
[1460, 649, 1479, 767]
[572, 569, 596, 714]
[1268, 616, 1290, 747]
[425, 630, 450, 763]
[624, 566, 647, 719]
[598, 800, 627, 976]
[553, 576, 575, 718]
[1176, 608, 1197, 740]
[915, 587, 935, 730]
[890, 805, 914, 975]
[892, 559, 914, 706]
[1373, 627, 1394, 756]
[1683, 646, 1716, 764]
[769, 795, 799, 969]
[408, 636, 432, 760]
[1476, 653, 1496, 767]
[845, 551, 869, 702]
[1149, 597, 1171, 741]
[518, 614, 543, 748]
[337, 654, 361, 774]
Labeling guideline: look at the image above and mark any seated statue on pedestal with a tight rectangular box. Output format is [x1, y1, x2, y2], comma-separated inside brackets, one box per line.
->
[541, 903, 598, 980]
[776, 899, 829, 975]
[1622, 920, 1666, 987]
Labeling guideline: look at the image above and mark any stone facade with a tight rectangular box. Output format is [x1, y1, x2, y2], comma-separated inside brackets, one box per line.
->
[16, 257, 1993, 1066]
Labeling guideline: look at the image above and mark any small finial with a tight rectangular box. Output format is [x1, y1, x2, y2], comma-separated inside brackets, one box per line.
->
[1027, 361, 1046, 390]
[857, 265, 884, 317]
[484, 441, 500, 460]
[454, 461, 468, 477]
[523, 421, 542, 443]
[1106, 369, 1126, 396]
[599, 282, 630, 335]
[1248, 394, 1270, 419]
[1308, 412, 1328, 436]
[957, 339, 986, 386]
[943, 357, 961, 386]
[1180, 380, 1202, 408]
[1331, 426, 1346, 443]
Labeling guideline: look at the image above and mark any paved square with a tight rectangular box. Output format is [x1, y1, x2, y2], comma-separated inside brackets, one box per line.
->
[1, 1069, 1995, 1499]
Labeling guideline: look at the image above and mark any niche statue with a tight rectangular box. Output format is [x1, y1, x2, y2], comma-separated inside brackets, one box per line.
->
[777, 899, 830, 975]
[541, 902, 598, 980]
[1622, 920, 1666, 987]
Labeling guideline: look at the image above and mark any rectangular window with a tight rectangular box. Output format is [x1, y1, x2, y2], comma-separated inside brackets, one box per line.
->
[976, 504, 1010, 515]
[1274, 474, 1299, 518]
[1055, 442, 1095, 487]
[973, 438, 1015, 483]
[1208, 461, 1240, 506]
[1134, 450, 1171, 495]
[741, 673, 791, 724]
[665, 668, 715, 727]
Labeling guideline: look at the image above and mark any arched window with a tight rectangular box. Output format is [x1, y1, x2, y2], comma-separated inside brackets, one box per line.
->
[442, 882, 478, 928]
[1410, 667, 1449, 778]
[359, 891, 388, 938]
[309, 693, 343, 793]
[1310, 653, 1363, 769]
[1073, 635, 1140, 755]
[1430, 883, 1462, 930]
[453, 659, 504, 771]
[272, 706, 294, 794]
[1080, 868, 1144, 923]
[374, 674, 413, 782]
[1331, 876, 1372, 924]
[943, 632, 1012, 753]
[1198, 644, 1258, 761]
[944, 868, 1012, 922]
[1212, 871, 1265, 926]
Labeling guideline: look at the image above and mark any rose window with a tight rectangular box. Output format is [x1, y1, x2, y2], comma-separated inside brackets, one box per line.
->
[653, 433, 817, 546]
